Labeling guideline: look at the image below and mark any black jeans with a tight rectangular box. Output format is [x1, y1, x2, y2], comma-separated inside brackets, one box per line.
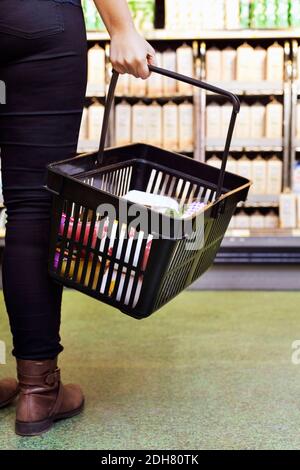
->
[0, 0, 87, 359]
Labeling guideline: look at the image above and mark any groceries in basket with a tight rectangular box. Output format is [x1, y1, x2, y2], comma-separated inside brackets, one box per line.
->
[55, 214, 153, 308]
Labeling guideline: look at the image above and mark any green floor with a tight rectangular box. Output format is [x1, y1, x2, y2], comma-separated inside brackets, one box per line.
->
[1, 290, 300, 450]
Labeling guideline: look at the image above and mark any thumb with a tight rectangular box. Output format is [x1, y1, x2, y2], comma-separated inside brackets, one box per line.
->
[146, 44, 157, 66]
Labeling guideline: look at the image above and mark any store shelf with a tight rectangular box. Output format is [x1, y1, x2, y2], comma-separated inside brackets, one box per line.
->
[77, 140, 193, 154]
[86, 29, 300, 42]
[207, 81, 283, 96]
[238, 194, 280, 208]
[206, 138, 283, 152]
[218, 230, 300, 264]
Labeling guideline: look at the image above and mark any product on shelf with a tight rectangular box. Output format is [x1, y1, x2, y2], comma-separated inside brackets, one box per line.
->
[79, 107, 88, 141]
[225, 156, 238, 174]
[264, 210, 279, 229]
[279, 191, 297, 228]
[206, 102, 221, 139]
[132, 101, 148, 142]
[87, 44, 105, 91]
[267, 157, 283, 195]
[206, 47, 222, 82]
[127, 0, 155, 32]
[237, 43, 254, 81]
[176, 44, 194, 95]
[250, 210, 265, 229]
[162, 101, 178, 150]
[207, 155, 222, 168]
[162, 49, 177, 95]
[266, 43, 284, 82]
[293, 162, 300, 193]
[146, 101, 162, 146]
[116, 73, 130, 96]
[129, 76, 147, 97]
[235, 210, 250, 229]
[265, 99, 283, 138]
[250, 0, 266, 29]
[221, 47, 237, 82]
[236, 155, 252, 181]
[265, 0, 277, 29]
[178, 101, 194, 152]
[252, 47, 266, 81]
[88, 100, 104, 140]
[250, 102, 265, 138]
[297, 195, 300, 228]
[235, 102, 251, 139]
[225, 0, 240, 29]
[251, 156, 267, 195]
[239, 0, 250, 28]
[221, 104, 232, 138]
[276, 0, 289, 28]
[290, 1, 300, 28]
[115, 100, 132, 146]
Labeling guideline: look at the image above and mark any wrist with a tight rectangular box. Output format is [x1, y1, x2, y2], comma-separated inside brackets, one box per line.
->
[109, 21, 137, 38]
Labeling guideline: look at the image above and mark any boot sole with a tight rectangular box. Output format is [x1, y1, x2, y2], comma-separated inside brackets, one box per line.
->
[15, 399, 84, 436]
[0, 390, 19, 409]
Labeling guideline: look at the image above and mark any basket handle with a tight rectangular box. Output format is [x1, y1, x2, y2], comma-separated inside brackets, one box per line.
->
[97, 64, 240, 199]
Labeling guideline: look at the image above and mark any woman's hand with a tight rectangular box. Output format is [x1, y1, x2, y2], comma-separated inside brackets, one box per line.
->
[110, 28, 156, 79]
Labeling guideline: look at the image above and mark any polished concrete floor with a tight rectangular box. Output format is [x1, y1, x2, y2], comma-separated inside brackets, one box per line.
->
[1, 290, 300, 450]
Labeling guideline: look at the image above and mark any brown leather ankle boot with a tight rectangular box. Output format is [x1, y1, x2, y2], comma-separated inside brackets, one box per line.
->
[0, 378, 19, 408]
[16, 358, 84, 436]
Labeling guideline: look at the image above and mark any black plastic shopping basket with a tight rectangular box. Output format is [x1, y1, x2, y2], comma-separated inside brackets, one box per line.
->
[46, 65, 251, 319]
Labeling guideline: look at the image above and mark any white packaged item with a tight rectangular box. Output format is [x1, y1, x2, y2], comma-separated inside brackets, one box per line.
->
[178, 101, 194, 151]
[226, 156, 237, 174]
[176, 44, 194, 95]
[293, 162, 300, 193]
[78, 107, 88, 141]
[122, 190, 179, 213]
[206, 48, 222, 82]
[237, 156, 252, 181]
[266, 42, 284, 82]
[206, 102, 221, 138]
[252, 47, 266, 82]
[235, 103, 250, 139]
[250, 102, 265, 138]
[221, 47, 237, 82]
[252, 157, 267, 195]
[116, 73, 130, 96]
[237, 43, 254, 81]
[129, 76, 147, 97]
[279, 191, 297, 229]
[162, 101, 178, 150]
[264, 211, 279, 229]
[225, 0, 240, 29]
[115, 100, 132, 146]
[147, 52, 163, 97]
[250, 211, 265, 229]
[207, 155, 222, 168]
[146, 102, 162, 147]
[162, 50, 177, 95]
[88, 101, 104, 140]
[221, 103, 232, 138]
[87, 44, 105, 92]
[132, 101, 147, 143]
[235, 211, 250, 229]
[266, 100, 283, 138]
[267, 157, 282, 195]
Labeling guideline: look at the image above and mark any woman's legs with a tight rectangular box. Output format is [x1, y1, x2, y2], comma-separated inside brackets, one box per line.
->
[0, 1, 87, 360]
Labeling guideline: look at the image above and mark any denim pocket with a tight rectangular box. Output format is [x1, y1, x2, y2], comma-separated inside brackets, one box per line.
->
[0, 0, 64, 39]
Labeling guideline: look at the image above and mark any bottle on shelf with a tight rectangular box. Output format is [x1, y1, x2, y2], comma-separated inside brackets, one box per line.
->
[115, 100, 132, 146]
[279, 190, 297, 229]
